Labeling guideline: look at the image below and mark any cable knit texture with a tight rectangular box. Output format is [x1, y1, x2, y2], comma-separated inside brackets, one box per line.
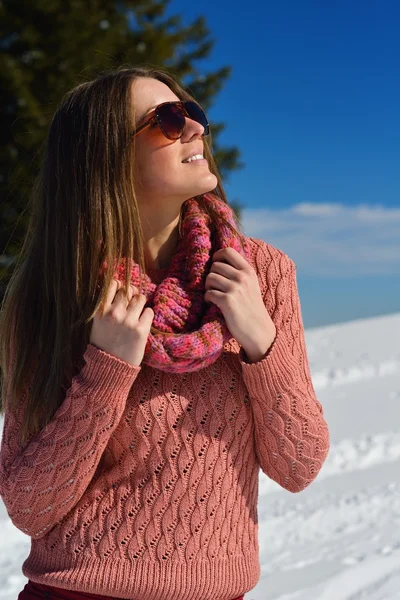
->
[0, 238, 330, 600]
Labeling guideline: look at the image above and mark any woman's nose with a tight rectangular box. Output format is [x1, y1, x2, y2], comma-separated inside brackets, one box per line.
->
[181, 116, 205, 141]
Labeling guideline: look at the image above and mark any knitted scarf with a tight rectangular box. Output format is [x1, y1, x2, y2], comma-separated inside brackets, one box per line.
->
[115, 192, 250, 373]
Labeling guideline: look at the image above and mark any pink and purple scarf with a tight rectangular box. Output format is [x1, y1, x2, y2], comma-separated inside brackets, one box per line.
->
[115, 193, 250, 373]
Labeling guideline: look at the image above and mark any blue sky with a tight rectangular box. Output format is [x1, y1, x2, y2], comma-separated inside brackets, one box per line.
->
[166, 0, 400, 328]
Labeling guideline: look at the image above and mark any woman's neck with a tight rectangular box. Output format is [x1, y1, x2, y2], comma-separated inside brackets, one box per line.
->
[143, 222, 180, 270]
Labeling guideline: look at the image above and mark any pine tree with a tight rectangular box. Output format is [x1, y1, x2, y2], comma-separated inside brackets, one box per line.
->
[0, 0, 243, 294]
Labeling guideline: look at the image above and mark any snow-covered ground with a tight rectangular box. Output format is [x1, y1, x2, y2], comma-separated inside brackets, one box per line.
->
[1, 312, 399, 600]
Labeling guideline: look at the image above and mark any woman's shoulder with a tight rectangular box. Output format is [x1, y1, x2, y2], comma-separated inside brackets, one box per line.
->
[244, 236, 295, 274]
[241, 238, 297, 328]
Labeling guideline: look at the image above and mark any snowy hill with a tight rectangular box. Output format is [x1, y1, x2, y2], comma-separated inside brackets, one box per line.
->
[1, 312, 399, 600]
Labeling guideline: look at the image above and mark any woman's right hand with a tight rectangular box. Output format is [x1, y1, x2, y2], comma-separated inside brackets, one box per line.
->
[89, 279, 154, 367]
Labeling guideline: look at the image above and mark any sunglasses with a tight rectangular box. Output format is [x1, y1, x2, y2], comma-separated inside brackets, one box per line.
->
[131, 101, 210, 140]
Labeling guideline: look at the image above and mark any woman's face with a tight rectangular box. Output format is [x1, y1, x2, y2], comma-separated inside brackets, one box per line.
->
[131, 77, 218, 213]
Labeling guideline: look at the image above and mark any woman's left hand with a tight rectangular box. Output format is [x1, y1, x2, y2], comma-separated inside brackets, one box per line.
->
[204, 247, 277, 363]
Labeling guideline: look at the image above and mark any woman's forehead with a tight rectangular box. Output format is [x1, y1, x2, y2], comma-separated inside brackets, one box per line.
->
[131, 77, 180, 122]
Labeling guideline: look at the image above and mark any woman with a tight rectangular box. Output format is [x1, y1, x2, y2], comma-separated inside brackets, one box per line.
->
[0, 66, 330, 600]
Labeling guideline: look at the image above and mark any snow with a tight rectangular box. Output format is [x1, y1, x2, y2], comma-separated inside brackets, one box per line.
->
[1, 312, 399, 600]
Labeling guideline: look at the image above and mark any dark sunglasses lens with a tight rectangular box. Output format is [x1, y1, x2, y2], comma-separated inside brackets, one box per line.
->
[185, 102, 210, 135]
[157, 104, 185, 139]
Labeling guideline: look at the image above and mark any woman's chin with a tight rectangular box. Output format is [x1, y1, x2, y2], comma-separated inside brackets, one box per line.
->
[192, 173, 219, 196]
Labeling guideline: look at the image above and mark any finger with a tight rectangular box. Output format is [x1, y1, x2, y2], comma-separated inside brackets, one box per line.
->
[209, 260, 239, 279]
[126, 284, 139, 302]
[138, 306, 155, 328]
[113, 286, 129, 303]
[212, 247, 248, 270]
[204, 289, 225, 306]
[205, 272, 231, 292]
[126, 293, 148, 320]
[101, 279, 121, 313]
[113, 285, 139, 309]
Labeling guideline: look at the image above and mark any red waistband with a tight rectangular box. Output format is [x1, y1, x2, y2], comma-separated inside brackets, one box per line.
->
[20, 580, 116, 600]
[20, 580, 245, 600]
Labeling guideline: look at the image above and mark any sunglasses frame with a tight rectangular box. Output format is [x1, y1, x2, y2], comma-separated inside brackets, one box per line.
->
[131, 100, 210, 140]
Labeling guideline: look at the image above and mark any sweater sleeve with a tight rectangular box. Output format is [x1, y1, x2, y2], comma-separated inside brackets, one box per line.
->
[239, 245, 330, 493]
[0, 343, 140, 539]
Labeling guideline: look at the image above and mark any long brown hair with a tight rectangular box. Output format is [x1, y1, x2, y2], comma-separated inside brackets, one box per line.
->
[0, 65, 243, 446]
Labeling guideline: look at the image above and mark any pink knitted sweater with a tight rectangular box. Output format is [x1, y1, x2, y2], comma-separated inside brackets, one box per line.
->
[0, 238, 330, 600]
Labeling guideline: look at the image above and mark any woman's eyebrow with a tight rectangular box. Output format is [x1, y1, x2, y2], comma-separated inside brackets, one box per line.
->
[136, 99, 179, 124]
[137, 105, 157, 124]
